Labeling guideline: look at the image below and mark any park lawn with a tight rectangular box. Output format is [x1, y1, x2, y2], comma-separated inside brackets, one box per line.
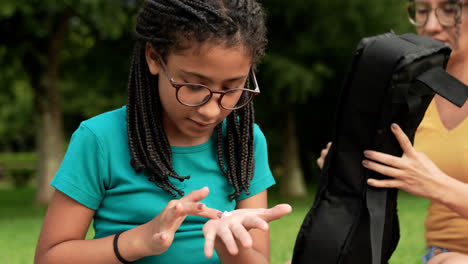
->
[0, 185, 428, 264]
[267, 187, 429, 264]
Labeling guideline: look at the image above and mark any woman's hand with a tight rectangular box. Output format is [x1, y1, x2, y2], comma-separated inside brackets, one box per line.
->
[142, 187, 221, 256]
[362, 123, 449, 200]
[202, 204, 292, 258]
[317, 142, 331, 170]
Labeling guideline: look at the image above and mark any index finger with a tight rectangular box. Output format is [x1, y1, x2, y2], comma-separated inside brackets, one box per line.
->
[180, 186, 210, 203]
[262, 204, 292, 222]
[191, 204, 222, 220]
[391, 123, 416, 155]
[161, 202, 220, 232]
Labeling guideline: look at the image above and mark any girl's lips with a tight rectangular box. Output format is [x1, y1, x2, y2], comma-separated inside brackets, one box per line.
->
[190, 119, 214, 129]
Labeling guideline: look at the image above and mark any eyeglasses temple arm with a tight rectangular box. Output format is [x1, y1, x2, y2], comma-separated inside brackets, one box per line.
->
[250, 69, 260, 93]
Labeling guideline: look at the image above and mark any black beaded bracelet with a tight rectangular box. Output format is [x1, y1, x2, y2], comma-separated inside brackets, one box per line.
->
[113, 231, 134, 264]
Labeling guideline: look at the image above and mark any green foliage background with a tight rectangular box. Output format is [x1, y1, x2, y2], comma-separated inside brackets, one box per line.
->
[0, 1, 428, 263]
[0, 0, 414, 156]
[257, 0, 414, 180]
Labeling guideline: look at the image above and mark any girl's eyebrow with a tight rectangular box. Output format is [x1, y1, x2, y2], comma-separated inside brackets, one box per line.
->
[179, 69, 248, 83]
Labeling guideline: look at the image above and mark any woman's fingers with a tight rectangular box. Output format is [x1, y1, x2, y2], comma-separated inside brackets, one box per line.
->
[367, 178, 403, 189]
[317, 142, 332, 169]
[363, 150, 405, 170]
[363, 124, 416, 167]
[390, 123, 416, 156]
[362, 159, 403, 178]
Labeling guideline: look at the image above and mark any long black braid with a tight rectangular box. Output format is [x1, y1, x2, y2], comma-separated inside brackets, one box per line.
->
[127, 0, 267, 200]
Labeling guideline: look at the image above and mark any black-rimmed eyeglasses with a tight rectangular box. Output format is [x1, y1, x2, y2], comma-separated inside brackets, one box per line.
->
[156, 55, 260, 110]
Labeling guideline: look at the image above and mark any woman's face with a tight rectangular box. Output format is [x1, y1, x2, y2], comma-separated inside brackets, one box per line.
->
[415, 0, 468, 64]
[146, 42, 252, 147]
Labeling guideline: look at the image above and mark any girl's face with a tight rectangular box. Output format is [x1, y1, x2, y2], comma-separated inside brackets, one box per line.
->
[415, 0, 468, 64]
[146, 42, 252, 147]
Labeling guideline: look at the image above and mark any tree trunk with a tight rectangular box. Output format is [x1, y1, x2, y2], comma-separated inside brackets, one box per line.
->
[33, 11, 72, 205]
[280, 108, 307, 198]
[35, 95, 63, 204]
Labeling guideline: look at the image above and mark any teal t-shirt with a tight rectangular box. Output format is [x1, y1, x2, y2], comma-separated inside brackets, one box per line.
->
[51, 106, 275, 264]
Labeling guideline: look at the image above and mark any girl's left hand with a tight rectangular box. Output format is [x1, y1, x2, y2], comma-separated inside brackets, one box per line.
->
[202, 204, 292, 258]
[362, 123, 449, 200]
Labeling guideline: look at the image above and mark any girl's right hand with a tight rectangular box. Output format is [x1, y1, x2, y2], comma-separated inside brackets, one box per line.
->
[317, 142, 331, 170]
[142, 187, 221, 256]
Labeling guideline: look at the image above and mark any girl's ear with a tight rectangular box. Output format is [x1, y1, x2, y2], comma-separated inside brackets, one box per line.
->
[145, 42, 160, 75]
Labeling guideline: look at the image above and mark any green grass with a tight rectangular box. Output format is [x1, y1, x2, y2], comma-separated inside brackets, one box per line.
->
[267, 187, 429, 264]
[0, 187, 47, 264]
[0, 185, 428, 264]
[0, 152, 37, 164]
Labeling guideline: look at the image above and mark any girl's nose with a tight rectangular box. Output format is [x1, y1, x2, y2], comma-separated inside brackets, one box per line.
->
[197, 94, 222, 120]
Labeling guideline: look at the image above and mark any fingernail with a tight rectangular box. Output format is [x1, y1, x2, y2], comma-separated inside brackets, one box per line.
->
[217, 211, 223, 218]
[362, 160, 369, 167]
[363, 150, 369, 157]
[391, 123, 397, 130]
[197, 203, 204, 210]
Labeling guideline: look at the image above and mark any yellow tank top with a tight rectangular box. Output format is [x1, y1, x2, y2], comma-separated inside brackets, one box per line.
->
[414, 99, 468, 253]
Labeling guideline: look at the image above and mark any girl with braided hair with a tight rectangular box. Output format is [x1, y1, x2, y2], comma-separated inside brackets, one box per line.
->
[34, 0, 291, 263]
[318, 0, 468, 263]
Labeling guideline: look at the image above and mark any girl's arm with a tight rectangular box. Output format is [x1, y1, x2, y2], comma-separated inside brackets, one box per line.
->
[363, 123, 468, 219]
[204, 190, 292, 264]
[35, 187, 221, 264]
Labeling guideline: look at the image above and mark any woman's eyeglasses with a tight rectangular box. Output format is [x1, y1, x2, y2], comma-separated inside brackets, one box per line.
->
[406, 1, 466, 27]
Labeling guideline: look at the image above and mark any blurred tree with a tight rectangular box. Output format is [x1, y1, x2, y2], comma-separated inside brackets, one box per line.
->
[0, 0, 417, 201]
[0, 53, 34, 151]
[0, 0, 139, 204]
[259, 0, 413, 197]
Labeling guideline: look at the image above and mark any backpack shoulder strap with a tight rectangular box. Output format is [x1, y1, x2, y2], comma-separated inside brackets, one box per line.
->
[416, 67, 468, 107]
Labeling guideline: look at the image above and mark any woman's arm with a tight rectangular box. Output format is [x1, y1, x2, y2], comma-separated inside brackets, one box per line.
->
[35, 187, 221, 264]
[203, 190, 292, 264]
[363, 123, 468, 219]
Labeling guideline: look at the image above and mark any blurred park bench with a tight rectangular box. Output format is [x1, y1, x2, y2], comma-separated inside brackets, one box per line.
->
[0, 152, 37, 187]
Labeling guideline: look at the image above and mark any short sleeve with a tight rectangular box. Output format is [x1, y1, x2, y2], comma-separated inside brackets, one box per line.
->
[237, 124, 275, 200]
[51, 124, 108, 210]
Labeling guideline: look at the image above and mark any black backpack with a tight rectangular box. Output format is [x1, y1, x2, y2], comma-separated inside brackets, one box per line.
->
[291, 32, 468, 264]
